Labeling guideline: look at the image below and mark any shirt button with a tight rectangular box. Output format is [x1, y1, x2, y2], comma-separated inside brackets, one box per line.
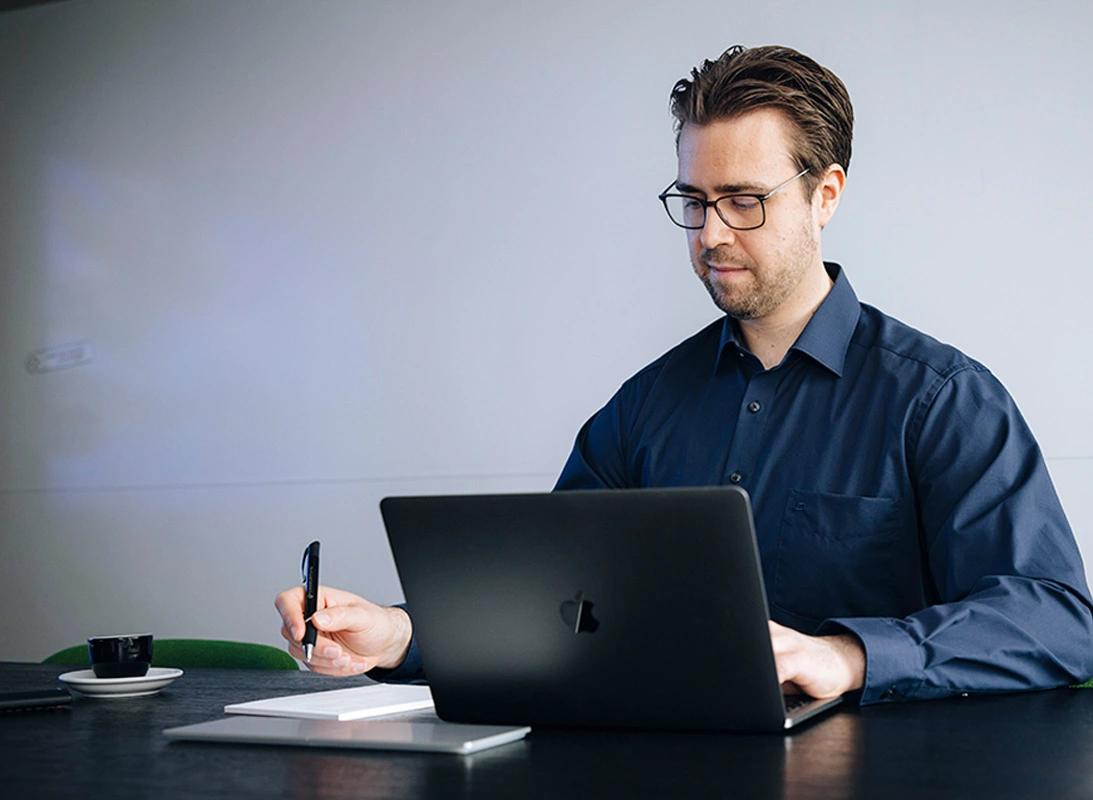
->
[748, 401, 761, 413]
[729, 472, 743, 484]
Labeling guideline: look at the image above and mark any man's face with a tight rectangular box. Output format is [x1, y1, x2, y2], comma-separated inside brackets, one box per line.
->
[675, 109, 820, 320]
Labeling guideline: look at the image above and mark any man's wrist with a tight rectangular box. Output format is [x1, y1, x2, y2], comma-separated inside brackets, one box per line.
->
[827, 633, 866, 692]
[375, 606, 413, 670]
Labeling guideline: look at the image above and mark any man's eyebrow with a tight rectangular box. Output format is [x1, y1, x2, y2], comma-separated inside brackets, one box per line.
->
[673, 180, 769, 195]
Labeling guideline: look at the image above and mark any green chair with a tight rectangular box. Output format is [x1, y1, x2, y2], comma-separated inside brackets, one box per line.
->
[42, 639, 299, 671]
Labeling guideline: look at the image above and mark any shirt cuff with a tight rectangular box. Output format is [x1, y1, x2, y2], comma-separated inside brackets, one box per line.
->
[364, 604, 428, 685]
[818, 616, 923, 705]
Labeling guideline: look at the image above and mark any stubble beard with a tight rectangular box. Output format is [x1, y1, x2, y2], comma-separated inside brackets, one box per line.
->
[695, 225, 817, 320]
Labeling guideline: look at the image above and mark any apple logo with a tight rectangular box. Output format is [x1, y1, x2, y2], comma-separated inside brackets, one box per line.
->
[559, 591, 600, 633]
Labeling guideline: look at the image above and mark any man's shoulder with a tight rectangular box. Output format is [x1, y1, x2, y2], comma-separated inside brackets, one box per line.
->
[852, 302, 986, 382]
[619, 317, 724, 391]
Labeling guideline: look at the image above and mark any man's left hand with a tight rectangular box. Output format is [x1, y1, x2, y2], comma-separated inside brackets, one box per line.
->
[768, 620, 866, 698]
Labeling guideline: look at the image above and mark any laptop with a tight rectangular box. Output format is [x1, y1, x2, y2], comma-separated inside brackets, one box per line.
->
[380, 486, 842, 733]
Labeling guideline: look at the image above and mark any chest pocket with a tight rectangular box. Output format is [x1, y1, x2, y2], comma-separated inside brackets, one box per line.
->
[771, 489, 905, 628]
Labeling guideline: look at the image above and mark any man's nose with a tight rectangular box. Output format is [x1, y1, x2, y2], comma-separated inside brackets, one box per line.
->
[698, 207, 736, 250]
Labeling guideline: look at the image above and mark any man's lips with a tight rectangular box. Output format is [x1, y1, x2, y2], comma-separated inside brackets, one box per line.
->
[706, 263, 749, 273]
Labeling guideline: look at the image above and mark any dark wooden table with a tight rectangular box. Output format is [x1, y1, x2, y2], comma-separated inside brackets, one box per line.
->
[4, 662, 1093, 799]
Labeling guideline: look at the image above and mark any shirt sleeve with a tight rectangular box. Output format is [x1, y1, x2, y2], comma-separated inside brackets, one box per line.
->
[821, 366, 1093, 704]
[555, 370, 656, 490]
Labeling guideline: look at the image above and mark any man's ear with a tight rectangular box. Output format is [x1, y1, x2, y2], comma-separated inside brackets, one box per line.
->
[816, 164, 846, 230]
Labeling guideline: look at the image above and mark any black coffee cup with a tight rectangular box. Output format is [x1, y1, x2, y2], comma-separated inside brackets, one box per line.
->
[88, 634, 153, 678]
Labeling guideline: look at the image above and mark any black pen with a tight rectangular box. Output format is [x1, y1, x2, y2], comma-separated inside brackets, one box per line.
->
[301, 540, 320, 663]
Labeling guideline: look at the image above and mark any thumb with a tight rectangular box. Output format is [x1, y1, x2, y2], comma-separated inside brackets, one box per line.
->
[309, 603, 370, 634]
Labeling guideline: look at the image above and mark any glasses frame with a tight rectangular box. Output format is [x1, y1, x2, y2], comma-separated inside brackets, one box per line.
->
[658, 167, 810, 231]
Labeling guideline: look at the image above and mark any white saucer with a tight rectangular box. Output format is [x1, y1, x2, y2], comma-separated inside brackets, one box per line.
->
[58, 667, 184, 698]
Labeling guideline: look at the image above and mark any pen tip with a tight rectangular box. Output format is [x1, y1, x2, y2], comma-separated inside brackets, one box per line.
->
[304, 644, 313, 663]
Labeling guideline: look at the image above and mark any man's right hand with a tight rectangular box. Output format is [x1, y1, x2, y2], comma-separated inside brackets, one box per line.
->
[274, 585, 413, 676]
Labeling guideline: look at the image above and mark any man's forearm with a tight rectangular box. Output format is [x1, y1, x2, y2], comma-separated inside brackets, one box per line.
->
[823, 576, 1093, 704]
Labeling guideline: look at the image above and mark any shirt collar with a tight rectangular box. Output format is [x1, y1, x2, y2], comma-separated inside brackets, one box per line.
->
[714, 262, 861, 377]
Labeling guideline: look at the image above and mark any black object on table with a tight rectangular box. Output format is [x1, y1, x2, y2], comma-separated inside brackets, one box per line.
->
[0, 686, 72, 712]
[3, 662, 1093, 799]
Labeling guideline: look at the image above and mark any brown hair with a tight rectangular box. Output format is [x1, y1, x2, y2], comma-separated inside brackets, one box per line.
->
[669, 45, 854, 194]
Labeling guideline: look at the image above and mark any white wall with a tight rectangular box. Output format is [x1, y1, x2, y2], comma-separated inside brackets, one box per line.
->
[2, 0, 1091, 661]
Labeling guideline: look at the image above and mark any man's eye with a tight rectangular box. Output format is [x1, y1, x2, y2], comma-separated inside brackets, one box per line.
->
[682, 198, 704, 210]
[730, 196, 760, 210]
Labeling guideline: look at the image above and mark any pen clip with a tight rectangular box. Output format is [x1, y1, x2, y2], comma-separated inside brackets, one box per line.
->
[301, 541, 320, 585]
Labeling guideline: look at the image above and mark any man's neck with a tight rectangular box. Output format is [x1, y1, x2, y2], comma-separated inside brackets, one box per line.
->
[738, 262, 834, 371]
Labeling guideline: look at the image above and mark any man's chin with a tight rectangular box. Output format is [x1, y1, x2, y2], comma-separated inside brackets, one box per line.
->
[703, 279, 761, 319]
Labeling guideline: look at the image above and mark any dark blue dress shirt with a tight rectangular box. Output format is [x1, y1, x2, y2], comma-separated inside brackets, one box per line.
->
[375, 263, 1093, 704]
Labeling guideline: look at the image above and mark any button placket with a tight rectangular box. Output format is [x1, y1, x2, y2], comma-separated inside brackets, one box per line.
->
[723, 373, 776, 488]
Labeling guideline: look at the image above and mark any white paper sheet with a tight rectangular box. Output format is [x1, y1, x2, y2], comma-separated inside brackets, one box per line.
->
[224, 684, 434, 721]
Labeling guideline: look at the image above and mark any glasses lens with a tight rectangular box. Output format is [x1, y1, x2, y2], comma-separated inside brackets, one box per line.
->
[715, 195, 764, 230]
[663, 195, 706, 228]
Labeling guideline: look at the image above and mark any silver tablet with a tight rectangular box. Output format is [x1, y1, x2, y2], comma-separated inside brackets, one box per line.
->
[163, 714, 530, 755]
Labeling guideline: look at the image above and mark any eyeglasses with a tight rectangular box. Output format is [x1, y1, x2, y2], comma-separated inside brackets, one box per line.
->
[657, 168, 809, 231]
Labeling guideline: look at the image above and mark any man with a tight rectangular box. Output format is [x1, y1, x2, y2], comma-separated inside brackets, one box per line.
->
[275, 45, 1093, 704]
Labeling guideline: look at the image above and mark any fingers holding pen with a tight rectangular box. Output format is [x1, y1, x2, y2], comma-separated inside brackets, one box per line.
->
[275, 583, 397, 671]
[274, 587, 307, 642]
[280, 624, 339, 661]
[276, 588, 331, 666]
[275, 585, 349, 643]
[286, 640, 372, 675]
[278, 619, 372, 674]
